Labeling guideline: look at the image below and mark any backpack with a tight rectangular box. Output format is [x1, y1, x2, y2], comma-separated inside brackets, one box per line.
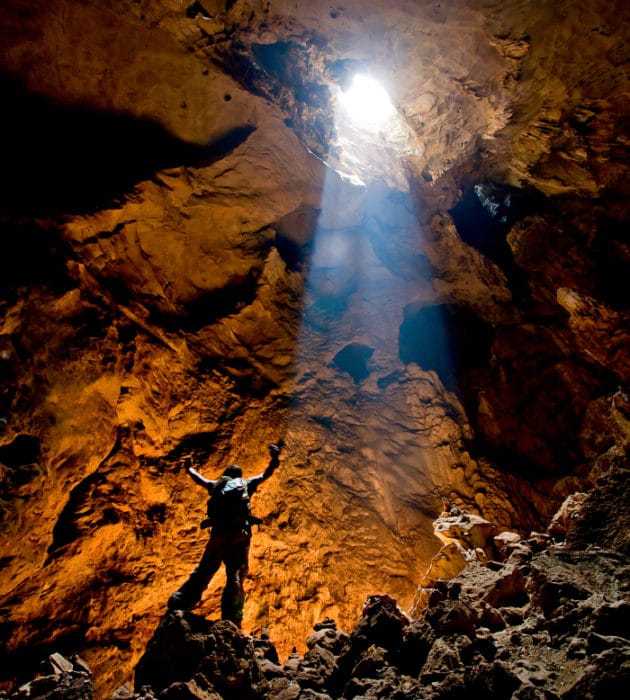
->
[202, 476, 262, 531]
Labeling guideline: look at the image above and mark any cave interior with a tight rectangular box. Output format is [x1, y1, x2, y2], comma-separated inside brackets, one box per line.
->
[0, 0, 629, 697]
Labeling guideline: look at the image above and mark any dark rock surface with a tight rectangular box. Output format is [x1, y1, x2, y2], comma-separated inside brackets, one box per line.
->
[6, 458, 628, 699]
[9, 551, 628, 699]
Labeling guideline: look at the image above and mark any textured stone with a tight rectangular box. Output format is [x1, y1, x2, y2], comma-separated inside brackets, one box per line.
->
[0, 0, 629, 696]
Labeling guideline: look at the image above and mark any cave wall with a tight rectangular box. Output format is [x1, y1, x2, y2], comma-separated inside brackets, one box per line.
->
[0, 0, 629, 695]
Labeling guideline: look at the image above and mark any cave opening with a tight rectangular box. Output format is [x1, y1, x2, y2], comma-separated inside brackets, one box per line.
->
[337, 74, 396, 130]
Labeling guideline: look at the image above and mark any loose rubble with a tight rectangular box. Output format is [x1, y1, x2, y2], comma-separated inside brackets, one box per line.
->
[2, 653, 93, 700]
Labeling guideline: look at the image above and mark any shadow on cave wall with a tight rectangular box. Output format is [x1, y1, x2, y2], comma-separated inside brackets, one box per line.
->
[0, 220, 72, 303]
[398, 303, 493, 394]
[397, 299, 618, 479]
[449, 183, 544, 302]
[0, 72, 255, 218]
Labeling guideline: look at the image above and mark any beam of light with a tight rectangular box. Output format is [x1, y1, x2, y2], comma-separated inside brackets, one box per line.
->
[337, 75, 396, 130]
[279, 69, 455, 639]
[331, 73, 417, 190]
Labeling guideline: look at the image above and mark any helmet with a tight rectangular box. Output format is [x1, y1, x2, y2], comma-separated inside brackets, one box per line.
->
[223, 464, 242, 478]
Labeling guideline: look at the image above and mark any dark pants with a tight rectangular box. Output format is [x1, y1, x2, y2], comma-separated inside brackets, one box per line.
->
[168, 529, 250, 626]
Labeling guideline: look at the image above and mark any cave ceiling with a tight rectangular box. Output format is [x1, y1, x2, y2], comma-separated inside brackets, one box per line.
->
[0, 0, 629, 695]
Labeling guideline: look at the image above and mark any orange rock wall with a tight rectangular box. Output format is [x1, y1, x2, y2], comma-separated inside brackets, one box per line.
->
[0, 0, 628, 695]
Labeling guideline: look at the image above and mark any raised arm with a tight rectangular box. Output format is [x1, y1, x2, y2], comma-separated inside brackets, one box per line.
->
[183, 455, 215, 489]
[247, 443, 282, 493]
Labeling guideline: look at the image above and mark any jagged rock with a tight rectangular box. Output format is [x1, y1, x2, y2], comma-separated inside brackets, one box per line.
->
[556, 288, 630, 383]
[546, 493, 588, 541]
[409, 541, 468, 616]
[134, 612, 267, 698]
[419, 634, 469, 684]
[464, 660, 521, 698]
[7, 654, 93, 700]
[433, 512, 499, 556]
[351, 596, 410, 652]
[410, 507, 506, 617]
[493, 531, 522, 560]
[567, 451, 630, 555]
[266, 678, 301, 699]
[110, 684, 135, 700]
[560, 648, 630, 699]
[400, 619, 435, 677]
[478, 604, 507, 632]
[425, 600, 479, 639]
[305, 629, 349, 658]
[9, 531, 629, 700]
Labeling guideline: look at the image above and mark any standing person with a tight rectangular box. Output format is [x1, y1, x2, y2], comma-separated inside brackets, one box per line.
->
[168, 443, 283, 627]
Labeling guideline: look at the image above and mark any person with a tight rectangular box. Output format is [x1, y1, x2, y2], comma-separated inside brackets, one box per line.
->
[167, 443, 283, 626]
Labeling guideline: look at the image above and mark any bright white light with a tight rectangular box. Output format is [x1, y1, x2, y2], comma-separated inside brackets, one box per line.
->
[338, 75, 396, 129]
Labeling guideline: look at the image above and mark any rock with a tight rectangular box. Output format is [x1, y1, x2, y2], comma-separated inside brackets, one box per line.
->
[556, 288, 630, 383]
[46, 653, 75, 676]
[479, 604, 507, 632]
[567, 453, 630, 555]
[349, 645, 388, 680]
[464, 661, 521, 698]
[110, 683, 135, 700]
[493, 531, 522, 559]
[400, 619, 435, 676]
[8, 655, 93, 700]
[411, 507, 506, 617]
[8, 531, 630, 699]
[433, 511, 499, 556]
[547, 493, 589, 541]
[330, 595, 410, 695]
[351, 596, 410, 654]
[425, 600, 479, 639]
[266, 678, 301, 700]
[134, 612, 267, 698]
[560, 648, 630, 699]
[419, 635, 468, 683]
[305, 629, 349, 657]
[1, 0, 630, 695]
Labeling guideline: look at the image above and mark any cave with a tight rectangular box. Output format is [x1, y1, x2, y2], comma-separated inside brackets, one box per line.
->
[0, 1, 628, 698]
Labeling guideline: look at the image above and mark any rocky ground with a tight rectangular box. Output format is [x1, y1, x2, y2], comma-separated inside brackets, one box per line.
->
[4, 454, 628, 700]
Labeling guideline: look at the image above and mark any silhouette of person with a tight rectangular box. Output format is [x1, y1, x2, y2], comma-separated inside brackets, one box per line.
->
[168, 444, 282, 627]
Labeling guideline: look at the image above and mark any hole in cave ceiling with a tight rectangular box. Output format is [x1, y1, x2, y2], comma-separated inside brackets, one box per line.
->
[331, 73, 419, 189]
[238, 40, 417, 188]
[337, 74, 396, 130]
